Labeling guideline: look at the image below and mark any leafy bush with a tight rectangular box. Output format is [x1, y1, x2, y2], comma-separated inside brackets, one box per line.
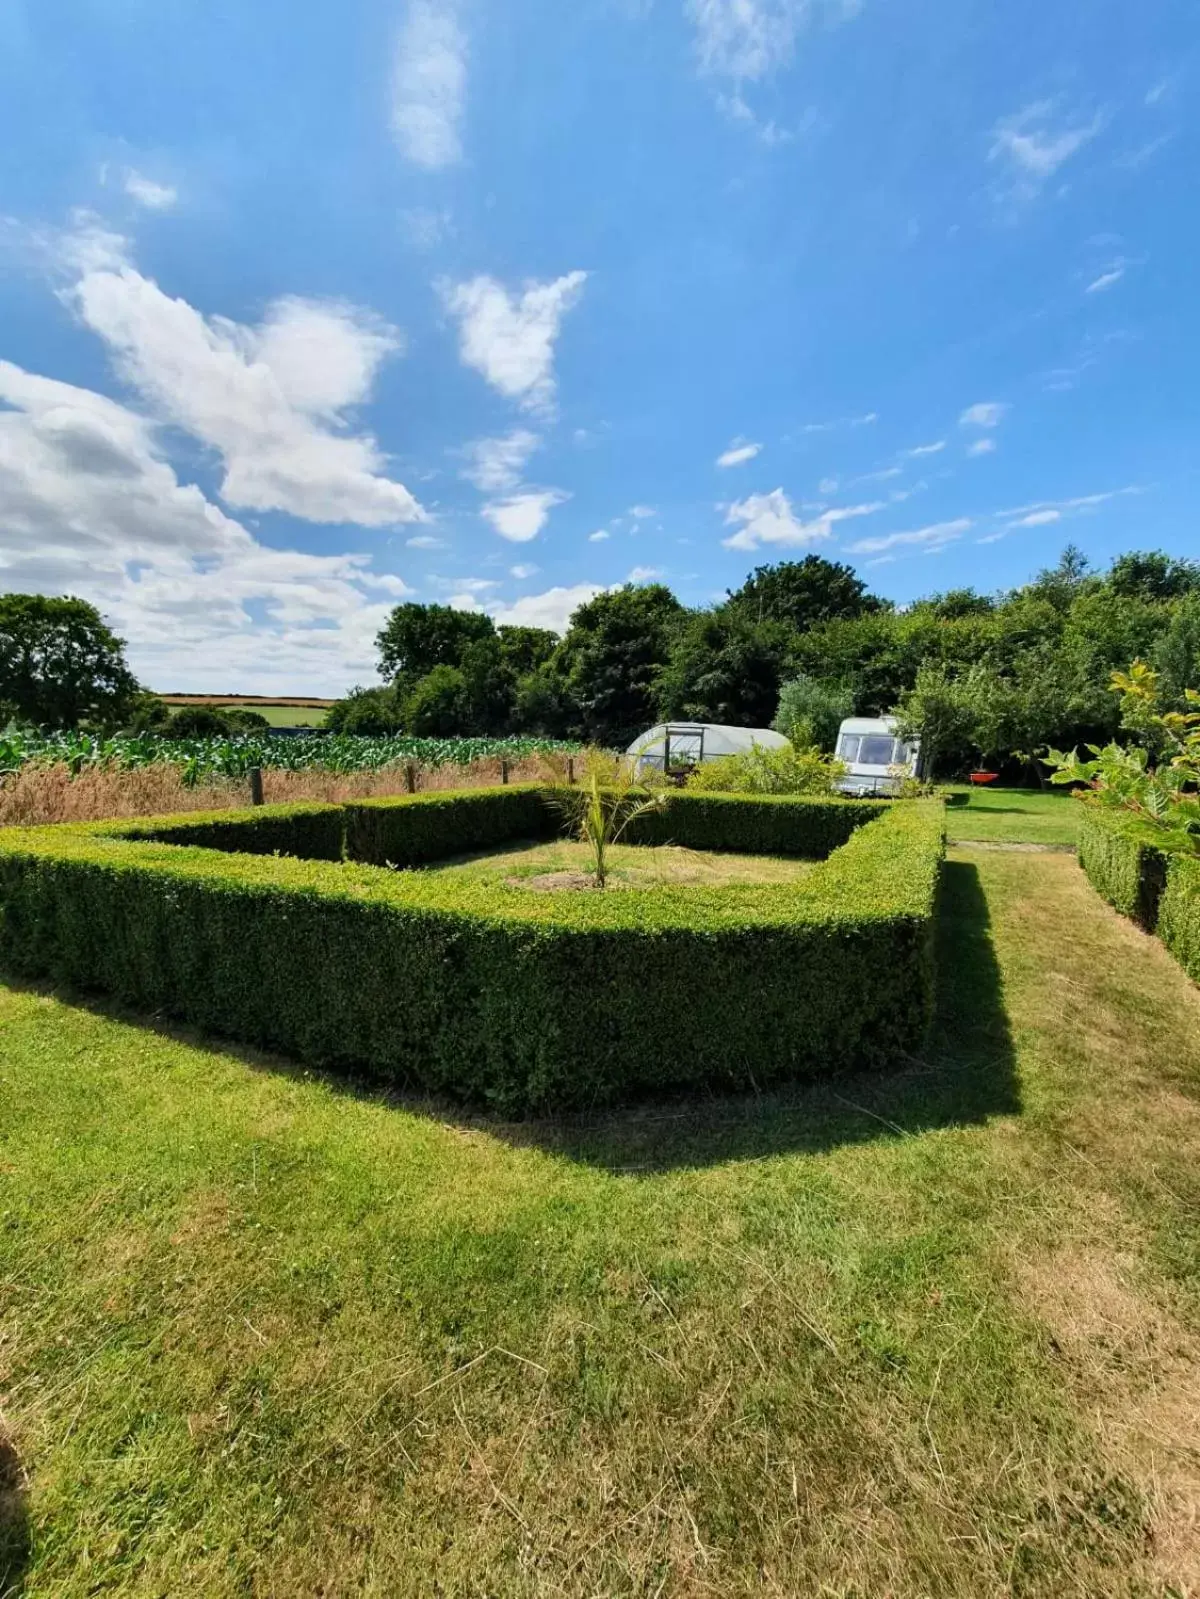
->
[1159, 855, 1200, 983]
[1077, 805, 1170, 930]
[343, 786, 557, 868]
[108, 803, 347, 862]
[773, 675, 854, 751]
[0, 791, 943, 1113]
[685, 742, 845, 796]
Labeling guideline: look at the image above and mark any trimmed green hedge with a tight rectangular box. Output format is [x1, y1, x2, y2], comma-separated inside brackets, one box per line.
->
[0, 792, 944, 1113]
[626, 791, 887, 856]
[344, 785, 557, 868]
[1159, 855, 1200, 983]
[104, 803, 346, 862]
[1077, 805, 1171, 930]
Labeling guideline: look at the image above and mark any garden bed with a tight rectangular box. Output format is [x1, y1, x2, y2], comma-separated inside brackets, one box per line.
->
[0, 788, 945, 1113]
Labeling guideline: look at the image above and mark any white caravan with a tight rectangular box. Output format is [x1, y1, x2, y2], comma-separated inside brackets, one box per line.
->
[626, 721, 790, 774]
[833, 716, 921, 796]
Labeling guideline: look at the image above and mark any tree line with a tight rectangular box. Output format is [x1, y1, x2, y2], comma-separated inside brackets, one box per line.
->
[3, 544, 1200, 776]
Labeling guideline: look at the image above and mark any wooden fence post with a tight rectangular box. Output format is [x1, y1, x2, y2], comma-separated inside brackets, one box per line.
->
[248, 767, 264, 807]
[567, 756, 575, 785]
[405, 762, 417, 794]
[501, 759, 510, 785]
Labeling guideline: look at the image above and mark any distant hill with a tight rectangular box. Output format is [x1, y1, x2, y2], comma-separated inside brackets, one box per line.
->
[156, 694, 335, 729]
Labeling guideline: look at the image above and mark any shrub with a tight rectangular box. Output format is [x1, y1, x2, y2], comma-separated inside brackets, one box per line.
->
[343, 786, 557, 868]
[1158, 855, 1200, 983]
[629, 791, 885, 856]
[684, 743, 846, 797]
[773, 675, 853, 751]
[0, 790, 943, 1114]
[108, 803, 346, 863]
[1077, 805, 1171, 930]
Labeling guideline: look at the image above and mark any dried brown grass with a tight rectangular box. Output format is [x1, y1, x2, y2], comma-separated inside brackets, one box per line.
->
[0, 756, 552, 827]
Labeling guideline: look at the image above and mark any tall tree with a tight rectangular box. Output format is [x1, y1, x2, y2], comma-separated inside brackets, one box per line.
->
[0, 593, 139, 729]
[656, 608, 790, 728]
[560, 584, 684, 747]
[726, 557, 883, 632]
[376, 603, 496, 684]
[1107, 550, 1200, 603]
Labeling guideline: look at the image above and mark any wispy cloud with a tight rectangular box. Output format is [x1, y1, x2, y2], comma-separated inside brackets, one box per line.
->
[1085, 261, 1126, 294]
[902, 440, 944, 459]
[967, 438, 996, 457]
[481, 488, 570, 543]
[441, 271, 587, 414]
[959, 401, 1008, 429]
[799, 410, 877, 434]
[687, 0, 859, 83]
[628, 503, 656, 519]
[406, 534, 445, 549]
[627, 565, 664, 582]
[124, 171, 177, 211]
[588, 529, 610, 542]
[722, 489, 883, 552]
[716, 438, 762, 468]
[989, 100, 1104, 200]
[1008, 509, 1060, 528]
[848, 518, 971, 556]
[461, 429, 541, 493]
[390, 0, 467, 169]
[509, 563, 538, 579]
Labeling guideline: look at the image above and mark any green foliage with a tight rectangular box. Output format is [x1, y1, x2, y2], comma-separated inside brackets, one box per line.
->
[773, 674, 854, 750]
[325, 684, 405, 736]
[111, 802, 348, 862]
[1158, 854, 1200, 984]
[123, 693, 173, 735]
[655, 606, 790, 727]
[1045, 660, 1200, 854]
[558, 583, 685, 748]
[404, 664, 470, 735]
[375, 602, 496, 684]
[1107, 550, 1200, 604]
[627, 790, 887, 855]
[684, 742, 846, 797]
[169, 704, 271, 738]
[544, 754, 669, 887]
[343, 786, 557, 868]
[895, 663, 977, 773]
[726, 556, 883, 631]
[0, 592, 140, 730]
[1077, 805, 1171, 930]
[0, 792, 943, 1113]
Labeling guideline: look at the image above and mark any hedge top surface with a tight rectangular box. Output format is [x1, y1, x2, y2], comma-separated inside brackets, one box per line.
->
[0, 791, 944, 933]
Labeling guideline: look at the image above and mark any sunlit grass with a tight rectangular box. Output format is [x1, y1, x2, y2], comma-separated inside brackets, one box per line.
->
[942, 783, 1082, 845]
[424, 837, 818, 888]
[2, 848, 1199, 1593]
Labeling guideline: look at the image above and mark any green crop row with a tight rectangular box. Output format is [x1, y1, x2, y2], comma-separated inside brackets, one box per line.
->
[0, 789, 945, 1113]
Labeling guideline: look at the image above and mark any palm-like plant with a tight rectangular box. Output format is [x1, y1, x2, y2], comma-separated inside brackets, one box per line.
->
[544, 751, 670, 887]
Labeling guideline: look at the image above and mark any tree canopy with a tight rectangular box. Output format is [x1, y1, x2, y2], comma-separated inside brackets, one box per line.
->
[0, 594, 139, 730]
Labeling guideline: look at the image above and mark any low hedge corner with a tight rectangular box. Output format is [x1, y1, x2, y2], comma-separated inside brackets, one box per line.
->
[0, 786, 945, 1114]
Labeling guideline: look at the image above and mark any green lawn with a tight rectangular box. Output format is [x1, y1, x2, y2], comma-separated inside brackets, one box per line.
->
[426, 838, 816, 888]
[942, 783, 1083, 845]
[3, 849, 1200, 1594]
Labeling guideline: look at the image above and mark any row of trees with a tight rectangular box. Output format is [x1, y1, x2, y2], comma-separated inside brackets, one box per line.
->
[334, 548, 1200, 773]
[4, 547, 1200, 778]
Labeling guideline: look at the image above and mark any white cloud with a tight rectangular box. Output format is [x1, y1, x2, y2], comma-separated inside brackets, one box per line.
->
[1008, 509, 1061, 528]
[441, 271, 587, 413]
[390, 0, 466, 169]
[406, 533, 445, 549]
[588, 529, 610, 542]
[848, 518, 971, 556]
[998, 486, 1139, 522]
[967, 438, 996, 457]
[800, 411, 876, 434]
[64, 228, 423, 526]
[989, 101, 1103, 198]
[687, 0, 857, 82]
[1086, 264, 1125, 294]
[903, 439, 945, 458]
[628, 503, 656, 519]
[124, 171, 177, 211]
[481, 488, 569, 543]
[716, 439, 762, 468]
[509, 563, 538, 579]
[959, 401, 1008, 429]
[0, 359, 411, 694]
[818, 476, 838, 494]
[461, 429, 541, 493]
[721, 488, 883, 551]
[489, 583, 605, 635]
[627, 565, 664, 582]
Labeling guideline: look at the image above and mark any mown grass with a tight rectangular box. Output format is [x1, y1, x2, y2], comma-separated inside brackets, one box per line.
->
[2, 849, 1199, 1595]
[425, 839, 817, 888]
[942, 784, 1082, 845]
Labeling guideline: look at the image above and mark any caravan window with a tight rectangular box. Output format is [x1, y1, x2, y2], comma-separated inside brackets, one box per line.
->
[837, 734, 861, 762]
[857, 735, 896, 766]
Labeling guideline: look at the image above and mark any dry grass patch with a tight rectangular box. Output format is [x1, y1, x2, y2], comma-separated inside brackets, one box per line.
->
[426, 838, 817, 889]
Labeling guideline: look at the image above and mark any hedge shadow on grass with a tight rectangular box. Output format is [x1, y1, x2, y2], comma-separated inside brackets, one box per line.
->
[0, 1426, 30, 1599]
[4, 858, 1014, 1173]
[488, 858, 1019, 1172]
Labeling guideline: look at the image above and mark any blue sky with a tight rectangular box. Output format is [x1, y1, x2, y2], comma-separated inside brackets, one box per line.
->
[0, 0, 1195, 693]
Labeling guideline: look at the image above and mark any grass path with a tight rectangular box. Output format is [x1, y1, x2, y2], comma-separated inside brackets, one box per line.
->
[942, 784, 1082, 846]
[2, 849, 1199, 1595]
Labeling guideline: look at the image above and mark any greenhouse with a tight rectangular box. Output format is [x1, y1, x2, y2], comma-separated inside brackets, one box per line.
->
[626, 722, 790, 773]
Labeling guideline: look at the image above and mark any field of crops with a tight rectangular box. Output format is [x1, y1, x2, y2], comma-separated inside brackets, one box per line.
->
[0, 729, 580, 784]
